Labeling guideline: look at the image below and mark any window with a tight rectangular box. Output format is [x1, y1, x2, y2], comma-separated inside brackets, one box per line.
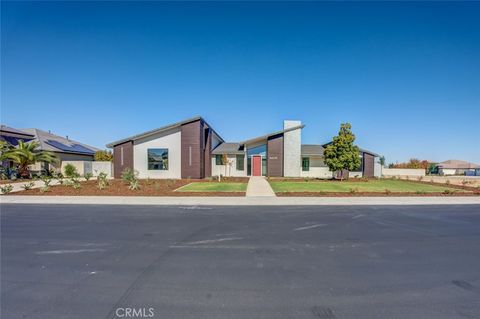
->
[236, 155, 244, 171]
[302, 157, 310, 171]
[148, 148, 168, 170]
[215, 154, 223, 165]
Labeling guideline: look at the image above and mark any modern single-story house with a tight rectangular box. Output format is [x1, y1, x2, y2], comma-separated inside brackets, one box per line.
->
[436, 160, 480, 176]
[107, 117, 381, 179]
[1, 125, 100, 173]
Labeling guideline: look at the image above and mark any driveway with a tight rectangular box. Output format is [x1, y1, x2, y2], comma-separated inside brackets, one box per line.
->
[2, 204, 480, 319]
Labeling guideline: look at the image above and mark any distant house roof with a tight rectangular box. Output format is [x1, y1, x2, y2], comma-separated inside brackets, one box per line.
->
[437, 160, 480, 169]
[301, 144, 324, 156]
[106, 116, 224, 148]
[211, 143, 244, 155]
[1, 125, 34, 137]
[21, 128, 100, 155]
[1, 125, 35, 145]
[239, 124, 305, 145]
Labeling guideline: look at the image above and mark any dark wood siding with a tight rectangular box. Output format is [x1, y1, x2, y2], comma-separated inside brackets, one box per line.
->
[113, 141, 133, 179]
[204, 128, 212, 177]
[363, 153, 375, 178]
[181, 120, 204, 179]
[267, 134, 284, 177]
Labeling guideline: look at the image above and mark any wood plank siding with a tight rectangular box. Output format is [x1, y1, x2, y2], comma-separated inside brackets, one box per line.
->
[113, 141, 133, 179]
[363, 153, 375, 178]
[267, 134, 284, 177]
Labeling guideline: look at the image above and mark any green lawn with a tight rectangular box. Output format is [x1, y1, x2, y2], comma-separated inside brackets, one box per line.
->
[269, 179, 462, 193]
[176, 182, 247, 192]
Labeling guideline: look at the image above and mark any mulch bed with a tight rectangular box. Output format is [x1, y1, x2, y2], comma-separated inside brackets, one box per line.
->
[11, 179, 245, 197]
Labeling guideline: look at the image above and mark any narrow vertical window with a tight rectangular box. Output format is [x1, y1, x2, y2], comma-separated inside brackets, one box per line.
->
[121, 147, 124, 166]
[302, 157, 310, 171]
[189, 146, 192, 166]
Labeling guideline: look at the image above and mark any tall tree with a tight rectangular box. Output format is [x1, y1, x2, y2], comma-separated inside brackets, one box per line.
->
[3, 140, 58, 178]
[324, 123, 361, 180]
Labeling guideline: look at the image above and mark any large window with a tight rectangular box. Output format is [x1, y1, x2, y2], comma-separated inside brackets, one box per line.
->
[148, 148, 168, 170]
[302, 157, 310, 171]
[215, 154, 223, 165]
[236, 155, 244, 171]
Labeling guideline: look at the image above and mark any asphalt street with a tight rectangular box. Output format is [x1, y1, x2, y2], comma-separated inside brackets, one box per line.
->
[1, 204, 480, 319]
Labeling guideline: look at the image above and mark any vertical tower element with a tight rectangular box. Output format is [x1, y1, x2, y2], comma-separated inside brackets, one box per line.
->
[283, 120, 302, 177]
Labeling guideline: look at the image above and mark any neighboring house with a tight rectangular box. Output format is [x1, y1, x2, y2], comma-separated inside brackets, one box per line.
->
[436, 160, 480, 176]
[1, 125, 35, 145]
[107, 116, 380, 179]
[3, 127, 100, 173]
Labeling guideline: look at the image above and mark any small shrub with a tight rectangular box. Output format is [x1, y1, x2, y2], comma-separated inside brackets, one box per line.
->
[121, 168, 138, 184]
[57, 177, 64, 185]
[22, 182, 35, 190]
[41, 176, 52, 186]
[385, 188, 391, 195]
[445, 179, 450, 185]
[84, 172, 93, 181]
[70, 177, 81, 188]
[97, 172, 109, 189]
[64, 164, 79, 178]
[128, 179, 140, 190]
[443, 189, 453, 195]
[0, 184, 14, 195]
[415, 190, 426, 195]
[40, 186, 50, 193]
[461, 180, 470, 186]
[349, 187, 358, 193]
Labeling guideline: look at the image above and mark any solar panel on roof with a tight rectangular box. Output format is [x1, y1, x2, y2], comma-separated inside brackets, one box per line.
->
[45, 140, 94, 154]
[1, 136, 34, 146]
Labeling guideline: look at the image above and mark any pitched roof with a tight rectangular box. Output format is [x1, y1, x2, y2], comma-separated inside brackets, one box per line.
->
[211, 143, 243, 155]
[239, 124, 305, 145]
[21, 128, 100, 155]
[437, 160, 480, 169]
[106, 116, 224, 148]
[0, 125, 34, 137]
[301, 144, 324, 156]
[321, 141, 379, 157]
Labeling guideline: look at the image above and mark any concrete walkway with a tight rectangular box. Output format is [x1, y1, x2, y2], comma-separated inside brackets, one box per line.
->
[3, 196, 478, 206]
[246, 176, 276, 197]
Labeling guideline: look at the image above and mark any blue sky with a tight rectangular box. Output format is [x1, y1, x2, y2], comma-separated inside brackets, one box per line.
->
[2, 1, 479, 164]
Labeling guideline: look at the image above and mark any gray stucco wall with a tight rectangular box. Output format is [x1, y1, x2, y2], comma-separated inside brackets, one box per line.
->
[283, 120, 302, 177]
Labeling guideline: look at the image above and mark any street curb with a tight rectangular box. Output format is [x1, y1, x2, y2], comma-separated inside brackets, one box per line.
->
[1, 196, 480, 206]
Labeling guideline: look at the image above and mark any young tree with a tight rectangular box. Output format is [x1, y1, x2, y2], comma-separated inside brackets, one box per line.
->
[378, 156, 386, 167]
[324, 123, 361, 180]
[3, 140, 58, 178]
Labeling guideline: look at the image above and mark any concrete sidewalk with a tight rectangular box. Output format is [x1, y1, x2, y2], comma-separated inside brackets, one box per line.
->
[1, 195, 479, 206]
[246, 177, 276, 197]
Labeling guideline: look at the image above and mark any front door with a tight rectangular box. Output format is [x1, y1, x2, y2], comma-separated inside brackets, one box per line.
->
[252, 155, 262, 176]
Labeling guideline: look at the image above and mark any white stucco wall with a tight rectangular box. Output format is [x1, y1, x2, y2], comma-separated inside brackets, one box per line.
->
[300, 156, 333, 178]
[133, 128, 182, 179]
[211, 133, 222, 150]
[60, 161, 112, 177]
[382, 168, 426, 177]
[283, 120, 302, 177]
[374, 162, 382, 177]
[211, 154, 247, 177]
[439, 168, 457, 176]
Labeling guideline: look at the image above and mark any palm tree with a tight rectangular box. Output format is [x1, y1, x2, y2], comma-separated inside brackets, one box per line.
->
[3, 140, 58, 178]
